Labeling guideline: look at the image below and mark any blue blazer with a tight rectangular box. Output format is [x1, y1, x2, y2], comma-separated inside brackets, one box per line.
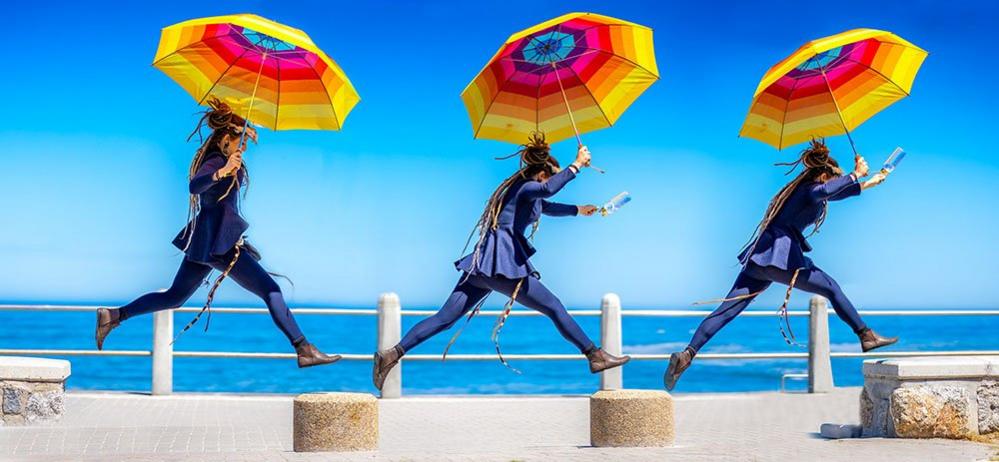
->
[456, 167, 579, 279]
[738, 174, 861, 271]
[172, 150, 249, 264]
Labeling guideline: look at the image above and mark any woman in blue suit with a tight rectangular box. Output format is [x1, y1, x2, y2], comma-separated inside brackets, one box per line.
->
[94, 99, 338, 368]
[664, 139, 897, 390]
[372, 133, 629, 390]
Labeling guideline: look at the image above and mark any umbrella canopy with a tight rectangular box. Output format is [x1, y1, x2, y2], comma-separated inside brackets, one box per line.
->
[740, 29, 927, 152]
[153, 14, 359, 131]
[462, 12, 659, 145]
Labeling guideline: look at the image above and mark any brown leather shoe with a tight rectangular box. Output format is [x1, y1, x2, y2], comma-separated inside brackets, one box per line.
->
[664, 347, 694, 391]
[95, 308, 120, 351]
[586, 348, 631, 374]
[295, 342, 342, 368]
[859, 328, 898, 352]
[373, 346, 403, 391]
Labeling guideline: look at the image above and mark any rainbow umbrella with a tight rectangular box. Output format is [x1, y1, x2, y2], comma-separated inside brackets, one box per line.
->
[462, 12, 659, 147]
[740, 29, 927, 153]
[153, 14, 359, 133]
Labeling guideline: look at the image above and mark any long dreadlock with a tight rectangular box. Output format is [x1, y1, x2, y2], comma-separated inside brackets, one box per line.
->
[178, 98, 255, 250]
[444, 132, 561, 372]
[173, 98, 258, 343]
[698, 138, 844, 345]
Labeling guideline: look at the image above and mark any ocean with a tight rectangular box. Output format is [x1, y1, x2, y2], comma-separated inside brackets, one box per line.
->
[2, 307, 996, 395]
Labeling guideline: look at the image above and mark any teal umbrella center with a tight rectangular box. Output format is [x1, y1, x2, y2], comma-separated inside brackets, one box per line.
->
[242, 28, 297, 52]
[797, 46, 844, 71]
[523, 31, 576, 65]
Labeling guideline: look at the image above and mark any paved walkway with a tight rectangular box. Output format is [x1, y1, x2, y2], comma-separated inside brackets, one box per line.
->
[0, 388, 994, 461]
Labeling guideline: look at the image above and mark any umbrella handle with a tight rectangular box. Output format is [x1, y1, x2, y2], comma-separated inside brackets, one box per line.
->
[552, 61, 605, 174]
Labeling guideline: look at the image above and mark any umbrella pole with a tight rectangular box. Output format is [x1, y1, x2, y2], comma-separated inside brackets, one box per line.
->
[818, 67, 859, 157]
[550, 62, 604, 174]
[240, 52, 267, 147]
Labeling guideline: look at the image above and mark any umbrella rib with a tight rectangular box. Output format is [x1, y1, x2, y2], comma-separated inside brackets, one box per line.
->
[817, 63, 858, 155]
[308, 61, 339, 130]
[840, 56, 911, 97]
[777, 73, 802, 151]
[274, 59, 282, 129]
[561, 61, 612, 127]
[472, 74, 516, 139]
[535, 68, 548, 132]
[152, 32, 230, 67]
[562, 24, 658, 77]
[198, 46, 257, 105]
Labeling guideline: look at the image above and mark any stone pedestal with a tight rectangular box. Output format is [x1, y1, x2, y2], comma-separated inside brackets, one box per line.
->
[1, 356, 71, 426]
[861, 356, 999, 439]
[293, 392, 378, 452]
[590, 389, 674, 447]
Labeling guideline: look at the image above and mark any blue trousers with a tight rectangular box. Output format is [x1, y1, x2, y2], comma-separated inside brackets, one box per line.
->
[398, 273, 596, 354]
[688, 263, 867, 353]
[118, 252, 305, 345]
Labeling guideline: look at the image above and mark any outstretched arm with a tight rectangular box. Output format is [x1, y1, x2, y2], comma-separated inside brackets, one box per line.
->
[541, 200, 579, 217]
[520, 145, 592, 201]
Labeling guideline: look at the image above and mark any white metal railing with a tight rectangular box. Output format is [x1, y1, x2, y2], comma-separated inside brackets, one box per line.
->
[1, 295, 998, 397]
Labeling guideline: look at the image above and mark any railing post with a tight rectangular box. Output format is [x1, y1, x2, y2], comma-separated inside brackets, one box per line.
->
[377, 293, 402, 399]
[808, 295, 834, 393]
[151, 310, 173, 395]
[600, 293, 623, 390]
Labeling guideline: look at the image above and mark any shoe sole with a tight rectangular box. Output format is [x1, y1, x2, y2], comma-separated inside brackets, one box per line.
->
[372, 353, 384, 391]
[298, 355, 343, 369]
[95, 310, 104, 351]
[590, 355, 632, 374]
[664, 353, 680, 391]
[862, 338, 899, 353]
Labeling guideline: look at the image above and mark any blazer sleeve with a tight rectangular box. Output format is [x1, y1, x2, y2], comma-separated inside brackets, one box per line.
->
[810, 175, 861, 202]
[520, 167, 577, 201]
[541, 200, 578, 217]
[189, 156, 227, 194]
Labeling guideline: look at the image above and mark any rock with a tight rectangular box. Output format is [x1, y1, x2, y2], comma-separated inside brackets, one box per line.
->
[860, 387, 874, 428]
[293, 392, 378, 452]
[590, 389, 674, 447]
[891, 386, 972, 439]
[26, 392, 62, 422]
[3, 388, 22, 414]
[978, 381, 999, 435]
[820, 423, 862, 439]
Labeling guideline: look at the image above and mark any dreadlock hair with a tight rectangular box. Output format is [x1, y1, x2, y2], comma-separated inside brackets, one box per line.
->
[178, 97, 254, 250]
[445, 132, 561, 373]
[740, 137, 842, 257]
[464, 131, 559, 268]
[730, 138, 844, 347]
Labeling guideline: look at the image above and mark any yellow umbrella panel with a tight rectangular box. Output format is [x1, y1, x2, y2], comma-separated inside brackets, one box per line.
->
[153, 14, 360, 131]
[740, 29, 927, 151]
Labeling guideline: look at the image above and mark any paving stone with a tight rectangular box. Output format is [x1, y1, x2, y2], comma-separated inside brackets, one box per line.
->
[0, 389, 991, 462]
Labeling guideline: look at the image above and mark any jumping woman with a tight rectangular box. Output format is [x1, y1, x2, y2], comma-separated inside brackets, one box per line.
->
[372, 133, 629, 390]
[94, 99, 339, 368]
[663, 139, 898, 391]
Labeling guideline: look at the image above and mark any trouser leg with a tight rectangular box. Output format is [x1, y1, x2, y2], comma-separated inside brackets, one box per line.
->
[396, 274, 492, 353]
[754, 264, 868, 333]
[118, 259, 212, 321]
[217, 252, 306, 345]
[687, 270, 772, 353]
[486, 276, 596, 354]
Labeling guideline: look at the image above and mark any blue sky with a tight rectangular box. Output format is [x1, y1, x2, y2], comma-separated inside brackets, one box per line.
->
[1, 0, 996, 310]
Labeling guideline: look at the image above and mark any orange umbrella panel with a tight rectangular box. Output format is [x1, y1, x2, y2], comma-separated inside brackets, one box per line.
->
[741, 29, 927, 150]
[153, 14, 360, 131]
[462, 12, 659, 144]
